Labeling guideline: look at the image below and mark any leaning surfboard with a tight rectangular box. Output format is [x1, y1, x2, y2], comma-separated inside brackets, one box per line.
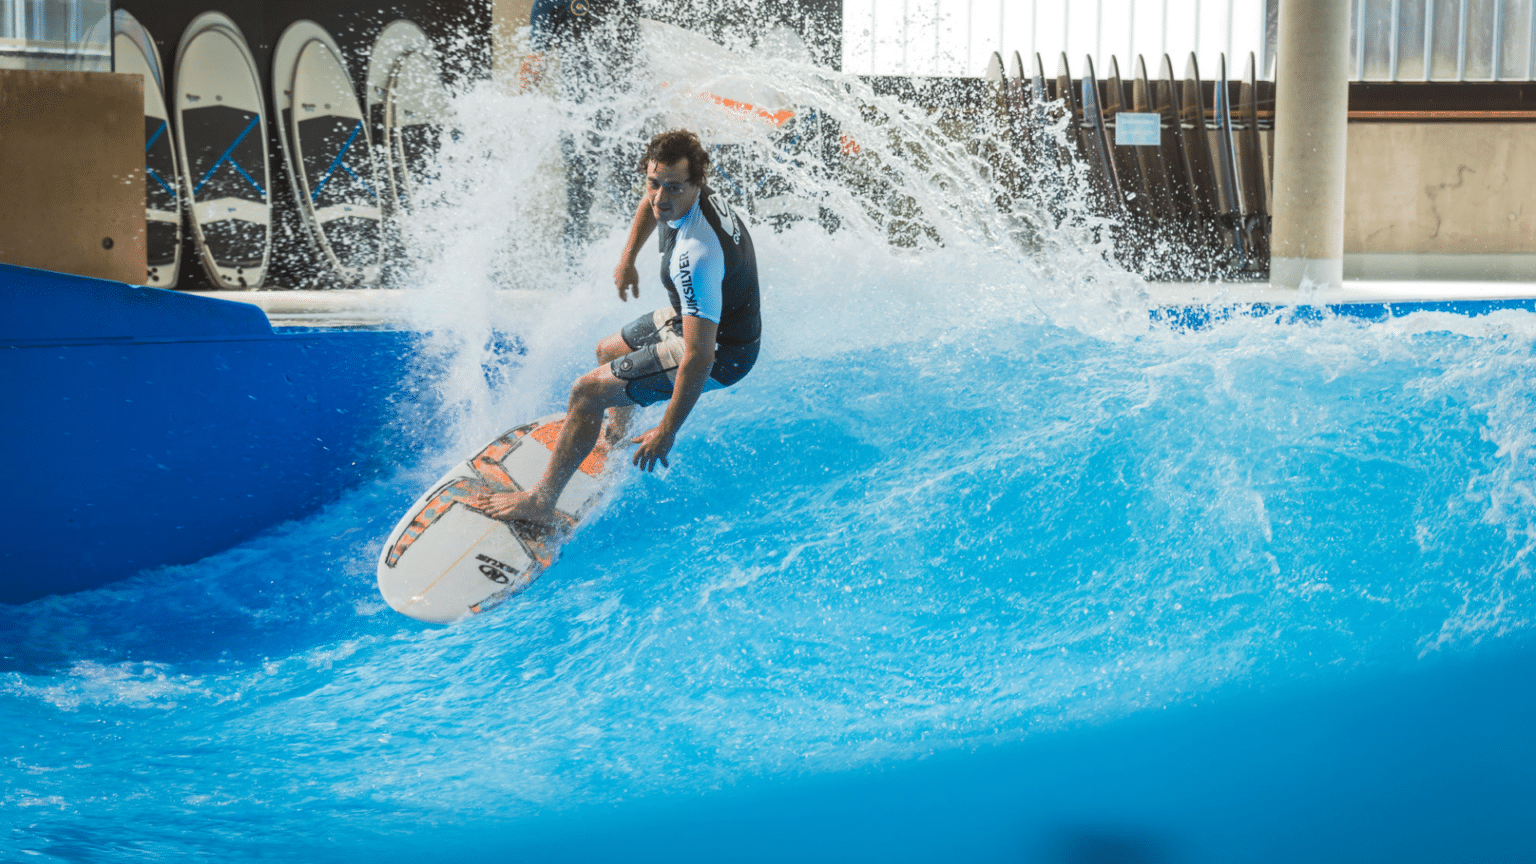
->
[366, 19, 450, 214]
[174, 11, 271, 288]
[377, 413, 614, 624]
[114, 10, 182, 287]
[274, 20, 382, 286]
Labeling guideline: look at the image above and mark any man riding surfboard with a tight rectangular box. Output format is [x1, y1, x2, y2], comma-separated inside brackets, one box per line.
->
[474, 128, 761, 526]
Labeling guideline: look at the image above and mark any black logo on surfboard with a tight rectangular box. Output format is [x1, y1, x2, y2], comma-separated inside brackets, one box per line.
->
[476, 553, 518, 584]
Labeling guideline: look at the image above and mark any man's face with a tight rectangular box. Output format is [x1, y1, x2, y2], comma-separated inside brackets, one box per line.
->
[647, 159, 701, 222]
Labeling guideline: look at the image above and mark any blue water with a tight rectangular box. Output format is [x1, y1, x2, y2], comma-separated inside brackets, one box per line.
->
[6, 299, 1536, 859]
[7, 35, 1536, 860]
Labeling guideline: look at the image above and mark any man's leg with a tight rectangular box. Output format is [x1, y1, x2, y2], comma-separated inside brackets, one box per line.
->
[475, 362, 635, 525]
[595, 332, 637, 450]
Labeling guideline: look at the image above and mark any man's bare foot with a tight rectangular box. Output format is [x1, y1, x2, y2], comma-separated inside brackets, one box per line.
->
[471, 490, 561, 527]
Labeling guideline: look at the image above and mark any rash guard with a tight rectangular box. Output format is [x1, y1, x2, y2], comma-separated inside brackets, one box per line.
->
[658, 186, 761, 348]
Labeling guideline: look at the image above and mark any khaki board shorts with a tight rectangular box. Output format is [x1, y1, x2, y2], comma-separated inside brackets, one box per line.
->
[610, 308, 759, 406]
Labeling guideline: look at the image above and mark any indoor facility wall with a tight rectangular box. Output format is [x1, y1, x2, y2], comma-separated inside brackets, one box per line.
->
[1345, 121, 1536, 254]
[0, 68, 145, 282]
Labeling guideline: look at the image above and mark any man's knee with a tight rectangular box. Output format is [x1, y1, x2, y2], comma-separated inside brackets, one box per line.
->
[569, 368, 626, 414]
[595, 334, 628, 364]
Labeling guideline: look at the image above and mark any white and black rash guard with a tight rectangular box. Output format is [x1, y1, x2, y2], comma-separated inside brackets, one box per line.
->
[658, 186, 762, 352]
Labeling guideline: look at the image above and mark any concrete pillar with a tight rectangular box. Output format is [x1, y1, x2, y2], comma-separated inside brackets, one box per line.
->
[1269, 0, 1352, 289]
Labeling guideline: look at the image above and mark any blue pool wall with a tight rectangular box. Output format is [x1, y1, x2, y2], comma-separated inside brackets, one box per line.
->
[0, 263, 421, 603]
[7, 258, 1536, 605]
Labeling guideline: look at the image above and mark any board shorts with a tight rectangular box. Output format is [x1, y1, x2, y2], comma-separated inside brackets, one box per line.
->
[611, 308, 760, 407]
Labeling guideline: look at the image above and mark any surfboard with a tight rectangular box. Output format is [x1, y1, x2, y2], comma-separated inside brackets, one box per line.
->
[377, 413, 614, 624]
[174, 12, 271, 289]
[1101, 56, 1143, 220]
[981, 51, 1016, 196]
[113, 10, 182, 288]
[274, 21, 382, 286]
[1054, 53, 1085, 166]
[1031, 53, 1069, 169]
[366, 20, 450, 214]
[1077, 57, 1123, 220]
[1004, 51, 1036, 175]
[1236, 52, 1271, 272]
[1130, 55, 1176, 226]
[1154, 55, 1196, 221]
[1208, 54, 1248, 269]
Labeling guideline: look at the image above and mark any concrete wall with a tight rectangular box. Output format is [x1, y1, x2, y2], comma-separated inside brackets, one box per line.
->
[1345, 122, 1536, 255]
[0, 69, 146, 283]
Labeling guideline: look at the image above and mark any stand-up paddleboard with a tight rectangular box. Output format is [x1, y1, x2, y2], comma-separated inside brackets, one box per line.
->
[114, 10, 182, 287]
[366, 20, 450, 214]
[174, 12, 270, 288]
[274, 20, 382, 286]
[377, 414, 614, 624]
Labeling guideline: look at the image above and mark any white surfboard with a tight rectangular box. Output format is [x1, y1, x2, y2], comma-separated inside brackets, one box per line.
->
[366, 20, 450, 214]
[173, 11, 271, 289]
[114, 10, 182, 287]
[377, 413, 614, 624]
[274, 20, 382, 286]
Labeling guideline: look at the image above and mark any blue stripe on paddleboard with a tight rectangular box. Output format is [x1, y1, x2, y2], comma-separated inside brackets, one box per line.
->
[337, 161, 377, 199]
[146, 168, 176, 198]
[193, 116, 264, 197]
[228, 159, 266, 197]
[145, 120, 167, 151]
[311, 121, 371, 202]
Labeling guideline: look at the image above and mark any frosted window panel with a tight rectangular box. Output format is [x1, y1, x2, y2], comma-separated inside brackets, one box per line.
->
[1463, 0, 1494, 79]
[1100, 0, 1134, 69]
[1034, 2, 1068, 66]
[0, 0, 107, 71]
[1395, 0, 1427, 79]
[1497, 0, 1533, 78]
[1429, 0, 1461, 78]
[1358, 0, 1396, 79]
[1163, 0, 1200, 71]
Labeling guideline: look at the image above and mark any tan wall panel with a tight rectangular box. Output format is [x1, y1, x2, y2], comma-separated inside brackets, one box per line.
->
[1345, 122, 1536, 255]
[0, 69, 146, 283]
[492, 0, 536, 84]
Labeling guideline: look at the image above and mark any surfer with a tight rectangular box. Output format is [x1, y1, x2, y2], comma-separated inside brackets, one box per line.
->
[475, 128, 761, 526]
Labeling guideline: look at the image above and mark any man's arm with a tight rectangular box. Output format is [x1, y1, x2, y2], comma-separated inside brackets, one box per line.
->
[615, 194, 657, 301]
[631, 315, 716, 471]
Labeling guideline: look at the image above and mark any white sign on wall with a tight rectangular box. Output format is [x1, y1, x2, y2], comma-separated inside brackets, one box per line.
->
[1115, 112, 1160, 146]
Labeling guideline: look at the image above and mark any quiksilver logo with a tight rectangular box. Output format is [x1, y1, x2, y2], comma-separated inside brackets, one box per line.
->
[677, 251, 695, 311]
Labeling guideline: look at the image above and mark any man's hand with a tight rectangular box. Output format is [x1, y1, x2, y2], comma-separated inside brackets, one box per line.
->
[631, 425, 675, 471]
[615, 261, 640, 301]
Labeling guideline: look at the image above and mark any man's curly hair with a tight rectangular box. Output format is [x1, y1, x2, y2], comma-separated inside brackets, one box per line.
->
[640, 129, 709, 185]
